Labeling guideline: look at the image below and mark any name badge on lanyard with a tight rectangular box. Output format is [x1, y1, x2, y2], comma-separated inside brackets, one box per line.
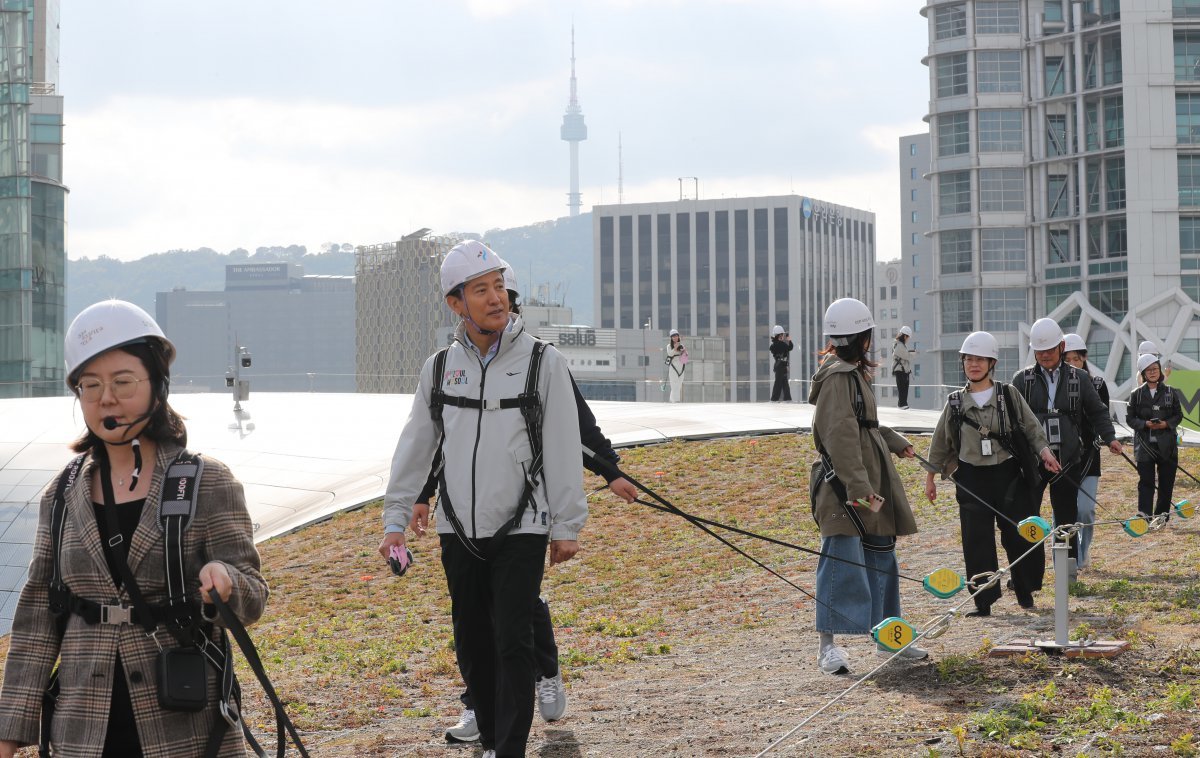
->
[979, 426, 993, 456]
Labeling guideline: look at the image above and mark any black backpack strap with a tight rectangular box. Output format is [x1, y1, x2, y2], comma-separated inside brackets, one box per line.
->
[47, 455, 87, 618]
[1066, 367, 1081, 414]
[427, 346, 487, 560]
[1021, 367, 1037, 406]
[948, 389, 963, 431]
[430, 342, 550, 561]
[41, 454, 87, 758]
[160, 451, 204, 637]
[847, 373, 878, 430]
[487, 340, 548, 558]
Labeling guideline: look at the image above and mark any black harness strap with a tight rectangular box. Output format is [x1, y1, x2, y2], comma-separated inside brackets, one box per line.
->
[42, 450, 290, 758]
[40, 454, 85, 758]
[161, 452, 204, 637]
[430, 340, 549, 561]
[949, 383, 1014, 447]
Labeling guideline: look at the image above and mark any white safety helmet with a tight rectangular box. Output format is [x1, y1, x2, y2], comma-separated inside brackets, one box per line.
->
[440, 240, 506, 297]
[822, 298, 874, 346]
[771, 325, 785, 337]
[1028, 317, 1065, 351]
[959, 331, 1000, 360]
[1137, 353, 1161, 375]
[1063, 333, 1087, 354]
[64, 300, 176, 387]
[502, 259, 518, 295]
[1138, 340, 1158, 356]
[898, 326, 912, 337]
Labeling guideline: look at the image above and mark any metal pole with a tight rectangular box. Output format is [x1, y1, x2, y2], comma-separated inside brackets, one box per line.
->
[1052, 534, 1070, 647]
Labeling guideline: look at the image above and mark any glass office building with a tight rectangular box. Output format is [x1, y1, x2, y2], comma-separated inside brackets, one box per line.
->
[923, 0, 1200, 397]
[0, 0, 64, 398]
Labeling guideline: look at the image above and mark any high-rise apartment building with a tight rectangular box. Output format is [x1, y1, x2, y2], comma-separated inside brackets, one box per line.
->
[922, 0, 1200, 397]
[898, 132, 940, 409]
[0, 0, 65, 398]
[594, 195, 876, 402]
[356, 230, 459, 394]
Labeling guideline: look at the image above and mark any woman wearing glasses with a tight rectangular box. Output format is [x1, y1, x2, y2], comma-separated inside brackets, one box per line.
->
[0, 300, 267, 758]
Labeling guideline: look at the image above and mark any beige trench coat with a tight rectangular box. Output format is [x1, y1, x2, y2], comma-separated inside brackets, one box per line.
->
[0, 442, 267, 757]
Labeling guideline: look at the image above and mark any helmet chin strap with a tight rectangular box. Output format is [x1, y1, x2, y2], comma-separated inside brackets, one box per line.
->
[462, 299, 501, 337]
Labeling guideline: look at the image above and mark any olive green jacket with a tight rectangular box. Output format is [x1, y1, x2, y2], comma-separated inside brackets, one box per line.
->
[809, 356, 919, 539]
[928, 382, 1051, 477]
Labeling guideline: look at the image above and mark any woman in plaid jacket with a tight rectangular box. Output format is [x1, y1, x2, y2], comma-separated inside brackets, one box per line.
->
[0, 300, 267, 757]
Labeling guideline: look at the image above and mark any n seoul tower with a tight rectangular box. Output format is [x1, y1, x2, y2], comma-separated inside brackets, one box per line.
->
[560, 26, 587, 217]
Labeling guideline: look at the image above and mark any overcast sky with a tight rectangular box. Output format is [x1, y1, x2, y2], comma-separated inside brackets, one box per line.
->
[60, 0, 929, 262]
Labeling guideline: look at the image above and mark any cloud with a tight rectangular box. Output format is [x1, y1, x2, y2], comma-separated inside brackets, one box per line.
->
[860, 121, 930, 154]
[67, 94, 571, 258]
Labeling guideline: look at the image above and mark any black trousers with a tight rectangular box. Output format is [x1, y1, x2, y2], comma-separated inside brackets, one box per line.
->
[894, 371, 910, 407]
[441, 533, 547, 757]
[771, 367, 791, 401]
[1137, 457, 1178, 515]
[1029, 460, 1082, 558]
[955, 459, 1043, 610]
[461, 596, 558, 710]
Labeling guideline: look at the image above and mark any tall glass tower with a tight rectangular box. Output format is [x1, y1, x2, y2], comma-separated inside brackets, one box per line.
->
[0, 0, 64, 398]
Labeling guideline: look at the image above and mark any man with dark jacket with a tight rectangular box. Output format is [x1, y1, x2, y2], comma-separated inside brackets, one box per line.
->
[1013, 318, 1122, 586]
[769, 325, 794, 401]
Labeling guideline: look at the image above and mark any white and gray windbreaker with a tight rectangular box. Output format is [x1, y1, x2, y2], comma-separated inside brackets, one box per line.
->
[383, 315, 588, 541]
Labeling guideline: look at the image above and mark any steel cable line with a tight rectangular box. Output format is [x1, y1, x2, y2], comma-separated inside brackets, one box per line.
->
[583, 453, 927, 584]
[910, 451, 1027, 530]
[609, 469, 923, 634]
[755, 519, 1064, 756]
[757, 506, 1199, 755]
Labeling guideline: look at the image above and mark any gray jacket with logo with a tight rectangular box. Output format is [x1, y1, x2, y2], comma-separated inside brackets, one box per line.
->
[384, 315, 588, 541]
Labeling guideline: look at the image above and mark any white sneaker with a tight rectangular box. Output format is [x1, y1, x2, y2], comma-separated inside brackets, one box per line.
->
[536, 671, 568, 721]
[444, 707, 480, 743]
[818, 645, 850, 675]
[899, 405, 909, 410]
[876, 644, 929, 660]
[482, 751, 496, 758]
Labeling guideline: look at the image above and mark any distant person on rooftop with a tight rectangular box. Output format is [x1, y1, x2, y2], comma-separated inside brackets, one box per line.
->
[665, 330, 687, 403]
[769, 325, 793, 402]
[891, 326, 914, 409]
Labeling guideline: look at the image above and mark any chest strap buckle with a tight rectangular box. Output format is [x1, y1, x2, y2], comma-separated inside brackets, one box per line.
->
[100, 604, 133, 625]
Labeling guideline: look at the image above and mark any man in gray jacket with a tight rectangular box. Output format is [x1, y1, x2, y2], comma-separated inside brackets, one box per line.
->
[378, 240, 588, 758]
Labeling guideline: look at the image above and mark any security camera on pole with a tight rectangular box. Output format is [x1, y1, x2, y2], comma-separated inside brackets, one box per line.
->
[227, 334, 252, 413]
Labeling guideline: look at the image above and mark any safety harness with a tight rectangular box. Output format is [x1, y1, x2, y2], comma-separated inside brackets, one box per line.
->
[947, 383, 1016, 452]
[42, 451, 308, 758]
[46, 451, 206, 639]
[1020, 365, 1083, 465]
[430, 339, 548, 561]
[812, 372, 894, 553]
[1130, 382, 1179, 462]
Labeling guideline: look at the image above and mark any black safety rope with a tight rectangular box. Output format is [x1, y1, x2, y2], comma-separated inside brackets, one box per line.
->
[592, 463, 924, 636]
